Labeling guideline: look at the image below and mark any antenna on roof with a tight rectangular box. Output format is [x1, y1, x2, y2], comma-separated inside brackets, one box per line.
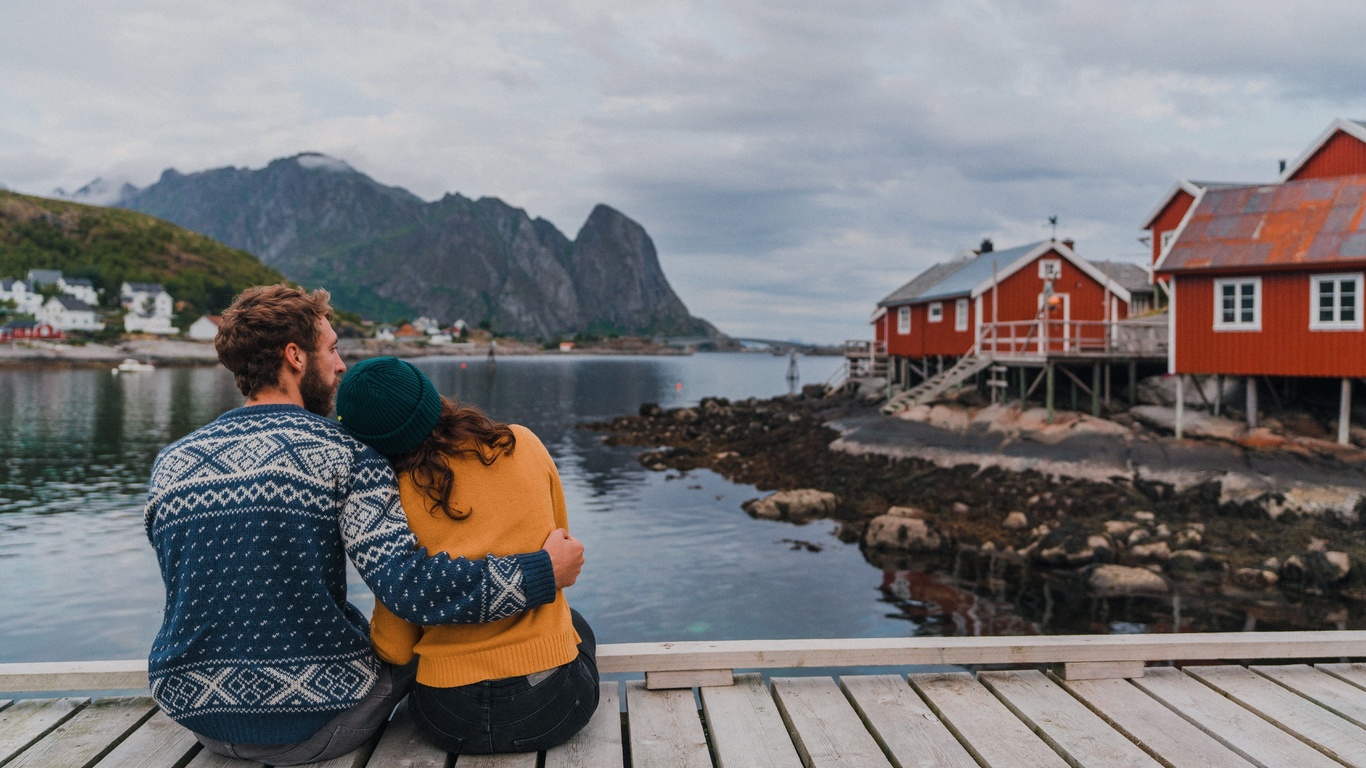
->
[1048, 215, 1058, 241]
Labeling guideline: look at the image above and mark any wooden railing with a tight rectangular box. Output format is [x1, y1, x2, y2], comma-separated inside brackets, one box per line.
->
[6, 631, 1366, 693]
[975, 317, 1167, 359]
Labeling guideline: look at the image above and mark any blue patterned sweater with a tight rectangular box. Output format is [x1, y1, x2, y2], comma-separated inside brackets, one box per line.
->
[144, 404, 555, 744]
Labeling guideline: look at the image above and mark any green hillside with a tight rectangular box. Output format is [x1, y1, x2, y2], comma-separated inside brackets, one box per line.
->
[0, 190, 286, 317]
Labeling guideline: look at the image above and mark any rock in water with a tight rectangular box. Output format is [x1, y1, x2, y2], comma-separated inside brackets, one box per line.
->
[1087, 565, 1170, 596]
[742, 489, 839, 523]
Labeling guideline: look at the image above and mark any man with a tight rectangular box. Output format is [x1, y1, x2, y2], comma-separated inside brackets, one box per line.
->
[144, 285, 584, 765]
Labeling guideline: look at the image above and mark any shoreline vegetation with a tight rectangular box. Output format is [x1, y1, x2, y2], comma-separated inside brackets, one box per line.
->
[585, 384, 1366, 632]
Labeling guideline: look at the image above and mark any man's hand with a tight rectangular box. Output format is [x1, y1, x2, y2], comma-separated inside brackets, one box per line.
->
[543, 528, 584, 590]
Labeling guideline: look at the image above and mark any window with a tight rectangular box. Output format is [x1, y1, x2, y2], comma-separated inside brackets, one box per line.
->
[1213, 278, 1261, 331]
[928, 302, 943, 323]
[955, 298, 968, 331]
[897, 306, 910, 334]
[1311, 273, 1363, 331]
[1038, 259, 1062, 280]
[1160, 231, 1176, 251]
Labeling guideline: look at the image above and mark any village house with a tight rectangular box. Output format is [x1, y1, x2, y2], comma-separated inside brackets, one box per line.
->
[0, 279, 43, 314]
[58, 276, 98, 306]
[0, 319, 63, 341]
[120, 282, 176, 335]
[186, 315, 221, 341]
[25, 269, 62, 290]
[37, 295, 104, 332]
[374, 325, 396, 342]
[1147, 118, 1366, 443]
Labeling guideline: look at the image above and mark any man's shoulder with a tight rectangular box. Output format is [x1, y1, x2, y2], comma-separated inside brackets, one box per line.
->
[153, 406, 375, 483]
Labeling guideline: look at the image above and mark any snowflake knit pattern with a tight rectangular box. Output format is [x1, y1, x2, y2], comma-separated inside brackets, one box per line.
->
[144, 404, 555, 744]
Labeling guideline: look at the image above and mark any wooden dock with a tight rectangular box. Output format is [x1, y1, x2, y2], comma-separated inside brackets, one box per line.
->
[8, 631, 1366, 767]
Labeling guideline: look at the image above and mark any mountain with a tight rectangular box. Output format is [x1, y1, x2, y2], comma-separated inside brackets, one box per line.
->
[0, 190, 286, 315]
[116, 154, 718, 339]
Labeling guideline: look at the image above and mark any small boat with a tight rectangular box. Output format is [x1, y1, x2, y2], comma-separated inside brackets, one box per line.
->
[112, 358, 156, 374]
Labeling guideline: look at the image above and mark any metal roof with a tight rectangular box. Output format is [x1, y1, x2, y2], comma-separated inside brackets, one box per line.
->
[1157, 174, 1366, 273]
[878, 253, 973, 307]
[1090, 261, 1152, 293]
[918, 241, 1045, 302]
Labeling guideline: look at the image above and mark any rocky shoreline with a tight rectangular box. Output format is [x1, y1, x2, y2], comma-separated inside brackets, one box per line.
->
[584, 388, 1366, 629]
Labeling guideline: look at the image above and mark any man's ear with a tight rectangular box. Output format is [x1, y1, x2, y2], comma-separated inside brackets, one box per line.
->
[282, 341, 307, 375]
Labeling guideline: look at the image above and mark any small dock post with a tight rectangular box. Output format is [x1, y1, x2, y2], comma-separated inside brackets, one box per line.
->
[1340, 377, 1352, 445]
[1092, 363, 1102, 417]
[1175, 375, 1185, 439]
[1247, 377, 1258, 429]
[1128, 361, 1137, 407]
[1046, 362, 1055, 424]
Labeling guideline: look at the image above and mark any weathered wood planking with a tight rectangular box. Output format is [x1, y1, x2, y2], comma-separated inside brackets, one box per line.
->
[839, 674, 977, 768]
[698, 673, 802, 768]
[183, 750, 264, 768]
[1133, 667, 1344, 768]
[364, 704, 448, 768]
[770, 676, 890, 768]
[1058, 675, 1255, 768]
[4, 696, 156, 768]
[1319, 662, 1366, 693]
[545, 682, 624, 768]
[92, 709, 201, 768]
[623, 680, 711, 768]
[0, 696, 86, 764]
[1255, 664, 1366, 729]
[979, 669, 1163, 767]
[455, 751, 536, 767]
[0, 660, 148, 693]
[909, 672, 1069, 767]
[1187, 665, 1366, 766]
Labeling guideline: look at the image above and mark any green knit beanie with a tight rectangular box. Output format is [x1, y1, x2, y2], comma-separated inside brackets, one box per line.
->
[335, 357, 442, 458]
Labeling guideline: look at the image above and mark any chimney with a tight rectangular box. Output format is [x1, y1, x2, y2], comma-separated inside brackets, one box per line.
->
[1062, 238, 1075, 252]
[1279, 159, 1287, 174]
[979, 238, 994, 253]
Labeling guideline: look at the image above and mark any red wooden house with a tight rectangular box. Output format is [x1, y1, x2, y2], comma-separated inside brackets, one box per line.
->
[1148, 118, 1366, 440]
[874, 239, 1135, 386]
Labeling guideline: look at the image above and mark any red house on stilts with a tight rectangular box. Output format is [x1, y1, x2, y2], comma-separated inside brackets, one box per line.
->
[1148, 118, 1366, 443]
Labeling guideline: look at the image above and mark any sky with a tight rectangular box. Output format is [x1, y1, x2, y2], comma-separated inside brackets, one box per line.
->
[3, 1, 1365, 343]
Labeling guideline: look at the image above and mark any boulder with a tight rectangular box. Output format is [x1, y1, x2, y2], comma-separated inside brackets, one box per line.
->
[1003, 511, 1029, 531]
[863, 514, 945, 552]
[1034, 528, 1114, 567]
[1130, 541, 1171, 562]
[1232, 567, 1279, 590]
[638, 402, 663, 417]
[1088, 565, 1170, 597]
[1166, 549, 1218, 574]
[951, 501, 970, 515]
[742, 489, 839, 523]
[1173, 528, 1203, 549]
[1104, 520, 1138, 537]
[672, 408, 700, 423]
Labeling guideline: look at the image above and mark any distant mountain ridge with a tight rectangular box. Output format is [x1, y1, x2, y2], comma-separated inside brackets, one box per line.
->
[113, 154, 718, 339]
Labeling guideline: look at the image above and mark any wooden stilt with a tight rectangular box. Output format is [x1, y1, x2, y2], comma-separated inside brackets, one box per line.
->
[1128, 361, 1137, 407]
[1092, 364, 1102, 417]
[1175, 376, 1185, 439]
[1019, 367, 1027, 411]
[1214, 374, 1222, 417]
[1247, 377, 1258, 429]
[1070, 370, 1078, 411]
[1340, 378, 1352, 446]
[1046, 363, 1055, 424]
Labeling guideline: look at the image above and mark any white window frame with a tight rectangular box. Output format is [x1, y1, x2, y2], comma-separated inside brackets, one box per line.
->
[1213, 277, 1261, 331]
[1309, 273, 1364, 331]
[928, 302, 943, 323]
[1160, 230, 1176, 251]
[897, 306, 910, 335]
[1038, 259, 1062, 280]
[955, 298, 969, 331]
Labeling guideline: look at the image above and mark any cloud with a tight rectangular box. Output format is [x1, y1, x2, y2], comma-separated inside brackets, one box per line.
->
[2, 0, 1362, 342]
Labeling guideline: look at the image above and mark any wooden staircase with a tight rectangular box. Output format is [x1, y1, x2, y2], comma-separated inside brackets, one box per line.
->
[881, 354, 993, 414]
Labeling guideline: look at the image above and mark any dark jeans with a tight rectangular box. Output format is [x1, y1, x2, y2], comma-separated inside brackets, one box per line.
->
[409, 609, 600, 754]
[193, 659, 418, 766]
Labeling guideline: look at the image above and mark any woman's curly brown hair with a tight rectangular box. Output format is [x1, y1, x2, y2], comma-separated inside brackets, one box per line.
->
[393, 397, 516, 520]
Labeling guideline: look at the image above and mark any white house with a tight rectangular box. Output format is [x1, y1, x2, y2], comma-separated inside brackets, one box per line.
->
[26, 269, 62, 289]
[121, 282, 175, 334]
[0, 280, 43, 314]
[38, 296, 104, 332]
[186, 315, 221, 341]
[58, 277, 99, 306]
[375, 325, 396, 342]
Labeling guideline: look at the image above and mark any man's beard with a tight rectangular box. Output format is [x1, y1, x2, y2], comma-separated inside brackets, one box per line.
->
[300, 355, 338, 416]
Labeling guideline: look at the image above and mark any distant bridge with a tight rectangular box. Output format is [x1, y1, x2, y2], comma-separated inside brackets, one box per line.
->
[655, 336, 833, 354]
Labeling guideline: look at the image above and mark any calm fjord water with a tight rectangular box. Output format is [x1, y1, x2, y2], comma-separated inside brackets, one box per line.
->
[0, 352, 965, 663]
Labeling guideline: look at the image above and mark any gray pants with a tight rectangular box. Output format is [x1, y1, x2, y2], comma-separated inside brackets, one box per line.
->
[193, 660, 417, 766]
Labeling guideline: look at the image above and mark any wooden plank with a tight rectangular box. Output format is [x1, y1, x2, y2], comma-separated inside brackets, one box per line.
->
[1256, 664, 1366, 729]
[183, 750, 264, 768]
[594, 631, 1366, 674]
[455, 752, 536, 767]
[647, 669, 733, 690]
[0, 697, 86, 764]
[624, 680, 710, 768]
[0, 660, 148, 692]
[545, 682, 624, 768]
[1133, 667, 1342, 768]
[5, 696, 156, 768]
[93, 709, 201, 768]
[769, 677, 890, 768]
[978, 670, 1162, 767]
[909, 672, 1069, 768]
[699, 673, 802, 768]
[1058, 661, 1145, 681]
[1059, 676, 1254, 768]
[1187, 665, 1366, 765]
[365, 704, 448, 768]
[839, 674, 977, 768]
[1319, 663, 1366, 692]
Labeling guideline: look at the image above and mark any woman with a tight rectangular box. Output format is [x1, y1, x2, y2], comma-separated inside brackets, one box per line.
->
[335, 356, 599, 755]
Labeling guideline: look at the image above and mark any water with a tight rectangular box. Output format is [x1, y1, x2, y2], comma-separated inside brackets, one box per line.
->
[1, 352, 947, 664]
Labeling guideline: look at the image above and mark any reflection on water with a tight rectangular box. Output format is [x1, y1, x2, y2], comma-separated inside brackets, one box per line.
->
[1, 353, 1351, 665]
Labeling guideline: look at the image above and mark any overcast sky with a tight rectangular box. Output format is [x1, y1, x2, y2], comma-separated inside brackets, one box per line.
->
[3, 1, 1364, 343]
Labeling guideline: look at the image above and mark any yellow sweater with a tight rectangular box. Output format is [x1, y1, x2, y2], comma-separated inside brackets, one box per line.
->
[370, 425, 581, 687]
